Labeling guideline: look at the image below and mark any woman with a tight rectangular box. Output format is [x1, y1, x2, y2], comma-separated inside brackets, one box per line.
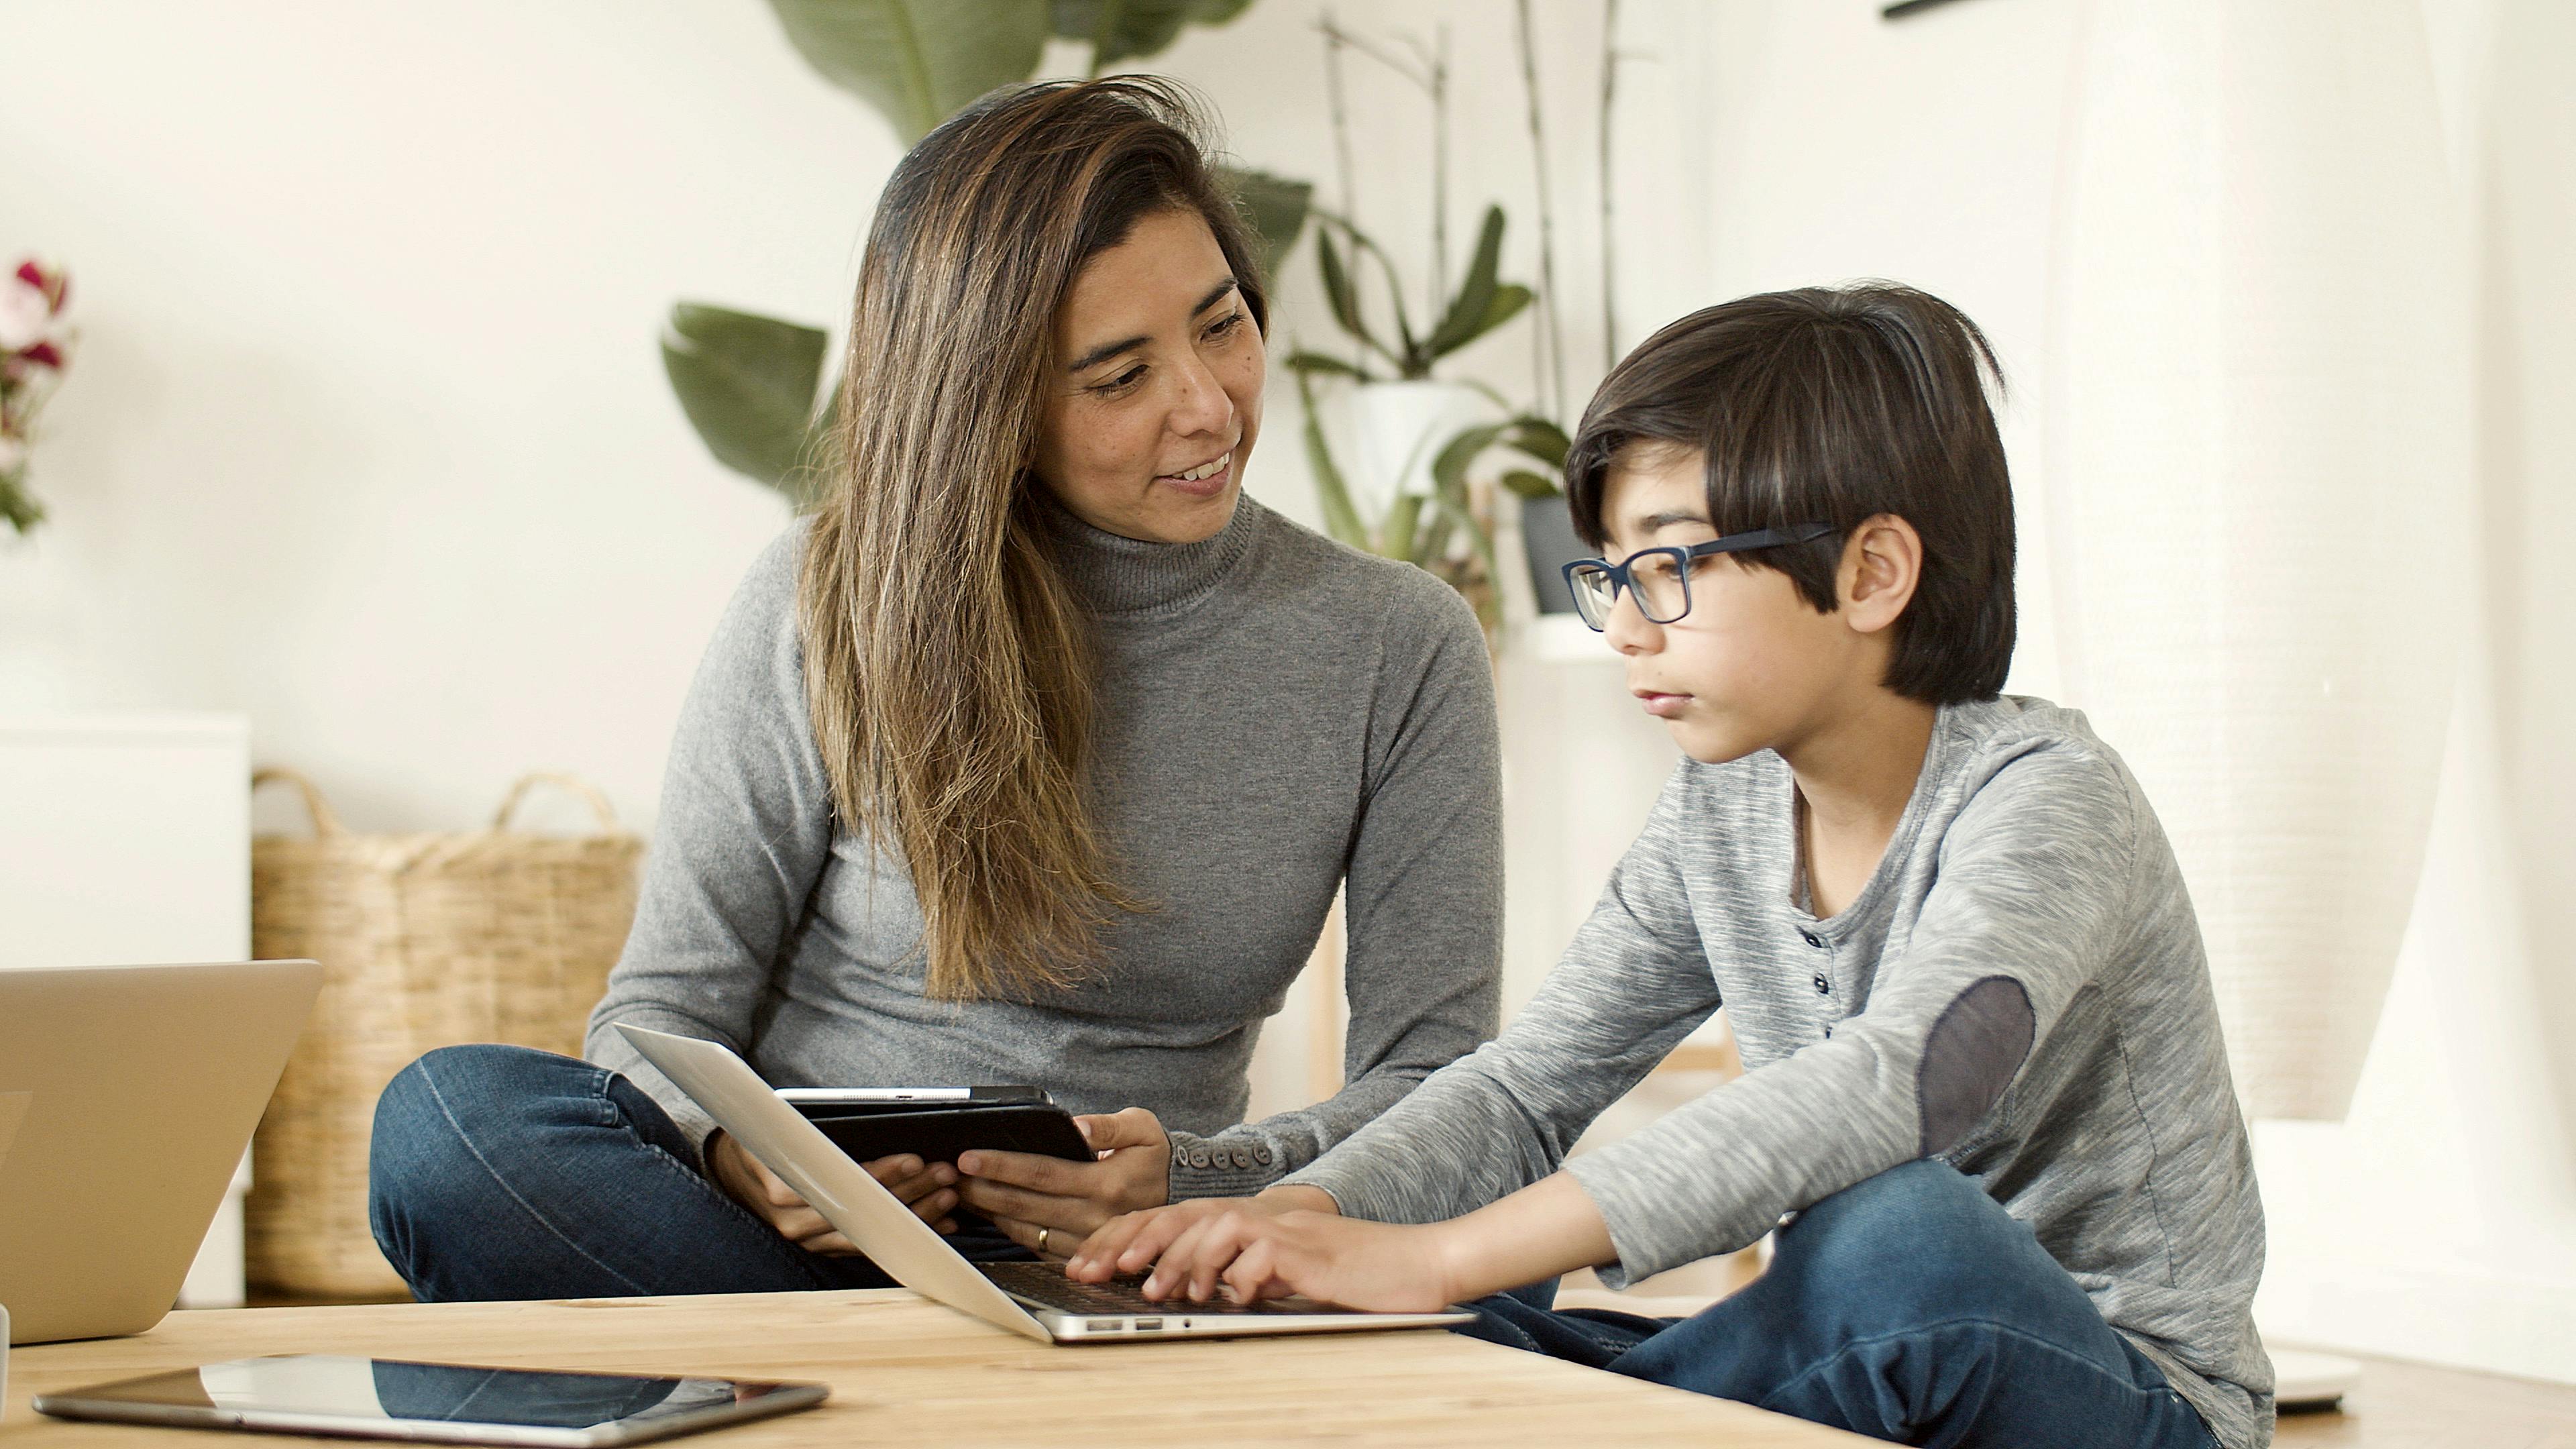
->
[367, 77, 1503, 1301]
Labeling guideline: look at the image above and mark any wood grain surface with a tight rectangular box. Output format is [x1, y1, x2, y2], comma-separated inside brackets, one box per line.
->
[2271, 1349, 2576, 1449]
[0, 1290, 1868, 1448]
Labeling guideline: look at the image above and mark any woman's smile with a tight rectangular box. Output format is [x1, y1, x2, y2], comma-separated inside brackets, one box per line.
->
[1157, 448, 1233, 498]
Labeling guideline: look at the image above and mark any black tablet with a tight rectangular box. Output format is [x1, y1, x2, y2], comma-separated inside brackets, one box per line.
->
[34, 1356, 827, 1447]
[789, 1098, 1092, 1166]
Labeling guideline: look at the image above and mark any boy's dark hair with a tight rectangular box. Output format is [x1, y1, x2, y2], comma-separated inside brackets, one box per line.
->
[1564, 282, 2016, 704]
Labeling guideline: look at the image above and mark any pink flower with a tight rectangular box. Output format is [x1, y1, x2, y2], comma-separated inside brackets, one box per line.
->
[19, 339, 63, 370]
[13, 260, 68, 314]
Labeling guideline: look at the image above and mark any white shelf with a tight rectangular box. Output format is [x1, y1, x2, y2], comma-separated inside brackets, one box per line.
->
[1513, 613, 1621, 663]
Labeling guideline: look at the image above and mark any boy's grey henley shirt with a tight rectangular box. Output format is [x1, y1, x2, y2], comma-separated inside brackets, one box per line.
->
[1285, 696, 2275, 1449]
[586, 495, 1503, 1201]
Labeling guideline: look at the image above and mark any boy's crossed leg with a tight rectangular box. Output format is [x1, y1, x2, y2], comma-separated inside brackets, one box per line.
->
[1460, 1162, 2217, 1449]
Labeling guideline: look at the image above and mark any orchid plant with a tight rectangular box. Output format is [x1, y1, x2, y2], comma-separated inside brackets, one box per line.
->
[0, 258, 74, 536]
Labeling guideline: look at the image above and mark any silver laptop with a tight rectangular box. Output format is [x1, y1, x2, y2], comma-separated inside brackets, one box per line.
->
[615, 1025, 1472, 1343]
[1, 960, 323, 1344]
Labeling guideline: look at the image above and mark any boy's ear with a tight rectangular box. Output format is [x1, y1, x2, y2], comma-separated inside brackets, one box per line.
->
[1839, 513, 1923, 636]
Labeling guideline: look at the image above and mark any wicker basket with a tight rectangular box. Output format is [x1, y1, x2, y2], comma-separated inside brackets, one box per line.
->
[244, 768, 643, 1299]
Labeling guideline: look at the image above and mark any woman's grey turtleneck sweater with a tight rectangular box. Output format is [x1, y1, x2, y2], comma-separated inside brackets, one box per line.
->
[585, 494, 1503, 1199]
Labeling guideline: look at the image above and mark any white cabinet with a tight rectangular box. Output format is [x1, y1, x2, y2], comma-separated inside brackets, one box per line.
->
[0, 714, 252, 1306]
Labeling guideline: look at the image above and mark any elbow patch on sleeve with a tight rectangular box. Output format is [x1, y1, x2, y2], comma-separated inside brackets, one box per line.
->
[1915, 976, 2036, 1157]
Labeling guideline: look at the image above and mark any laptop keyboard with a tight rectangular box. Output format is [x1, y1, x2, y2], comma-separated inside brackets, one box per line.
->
[980, 1260, 1325, 1317]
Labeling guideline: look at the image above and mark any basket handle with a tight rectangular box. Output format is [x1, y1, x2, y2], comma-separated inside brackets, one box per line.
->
[492, 772, 623, 833]
[252, 766, 344, 837]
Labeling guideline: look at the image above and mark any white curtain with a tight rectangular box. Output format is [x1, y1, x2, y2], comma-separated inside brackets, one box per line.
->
[2044, 0, 2468, 1119]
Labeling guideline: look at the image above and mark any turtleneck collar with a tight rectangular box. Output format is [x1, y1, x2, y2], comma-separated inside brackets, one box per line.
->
[1025, 486, 1265, 621]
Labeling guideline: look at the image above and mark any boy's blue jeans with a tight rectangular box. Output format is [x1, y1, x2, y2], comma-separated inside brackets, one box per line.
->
[1465, 1159, 2220, 1448]
[373, 1046, 2216, 1448]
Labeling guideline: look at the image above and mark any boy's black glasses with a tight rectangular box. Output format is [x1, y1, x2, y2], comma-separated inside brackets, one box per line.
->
[1561, 523, 1838, 631]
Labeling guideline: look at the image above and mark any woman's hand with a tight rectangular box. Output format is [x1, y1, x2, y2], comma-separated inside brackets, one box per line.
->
[955, 1107, 1171, 1254]
[705, 1128, 958, 1253]
[1113, 1203, 1458, 1313]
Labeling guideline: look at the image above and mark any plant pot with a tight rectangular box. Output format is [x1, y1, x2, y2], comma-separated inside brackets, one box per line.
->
[1334, 380, 1491, 519]
[1521, 494, 1589, 614]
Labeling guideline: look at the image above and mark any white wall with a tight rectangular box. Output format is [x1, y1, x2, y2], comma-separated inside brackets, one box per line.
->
[0, 3, 895, 834]
[5, 0, 2570, 1379]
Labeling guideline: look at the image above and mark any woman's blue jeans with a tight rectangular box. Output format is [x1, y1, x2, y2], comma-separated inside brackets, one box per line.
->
[368, 1044, 1032, 1303]
[1464, 1159, 2222, 1448]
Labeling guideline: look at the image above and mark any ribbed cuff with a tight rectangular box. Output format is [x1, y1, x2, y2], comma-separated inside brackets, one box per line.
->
[667, 1102, 722, 1175]
[1165, 1130, 1285, 1199]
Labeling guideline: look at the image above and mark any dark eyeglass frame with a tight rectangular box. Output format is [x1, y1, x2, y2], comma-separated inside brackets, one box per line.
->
[1560, 523, 1839, 631]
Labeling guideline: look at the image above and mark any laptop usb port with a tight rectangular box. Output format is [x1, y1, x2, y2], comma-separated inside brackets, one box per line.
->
[1132, 1318, 1164, 1331]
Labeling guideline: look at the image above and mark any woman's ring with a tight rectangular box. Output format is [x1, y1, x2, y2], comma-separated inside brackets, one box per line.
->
[1039, 1226, 1055, 1255]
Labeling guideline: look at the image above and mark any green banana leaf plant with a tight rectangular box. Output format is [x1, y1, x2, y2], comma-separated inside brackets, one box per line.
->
[767, 0, 1258, 144]
[661, 306, 841, 508]
[664, 0, 1303, 503]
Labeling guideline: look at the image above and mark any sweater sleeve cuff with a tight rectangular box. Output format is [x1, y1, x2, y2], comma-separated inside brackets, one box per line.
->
[1563, 1150, 1773, 1289]
[586, 1014, 727, 1173]
[665, 1101, 722, 1173]
[1274, 1159, 1382, 1220]
[1164, 1129, 1286, 1199]
[1562, 1157, 1658, 1289]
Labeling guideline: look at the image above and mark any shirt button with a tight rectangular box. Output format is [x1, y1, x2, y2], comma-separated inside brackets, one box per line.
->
[1253, 1145, 1273, 1165]
[1186, 1148, 1211, 1169]
[1229, 1146, 1254, 1169]
[1813, 973, 1831, 994]
[1799, 930, 1824, 948]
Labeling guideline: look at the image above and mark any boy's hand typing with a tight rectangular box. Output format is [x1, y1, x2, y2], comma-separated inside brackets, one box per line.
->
[1146, 1208, 1457, 1311]
[1067, 1184, 1336, 1281]
[1073, 1173, 1619, 1313]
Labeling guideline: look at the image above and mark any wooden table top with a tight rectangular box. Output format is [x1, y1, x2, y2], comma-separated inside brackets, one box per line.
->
[1, 1290, 1866, 1448]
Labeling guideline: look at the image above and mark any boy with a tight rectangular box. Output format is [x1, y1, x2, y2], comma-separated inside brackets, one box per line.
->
[1068, 284, 2273, 1448]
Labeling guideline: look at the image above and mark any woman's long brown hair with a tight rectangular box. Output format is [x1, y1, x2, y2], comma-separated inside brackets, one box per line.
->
[799, 78, 1270, 1002]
